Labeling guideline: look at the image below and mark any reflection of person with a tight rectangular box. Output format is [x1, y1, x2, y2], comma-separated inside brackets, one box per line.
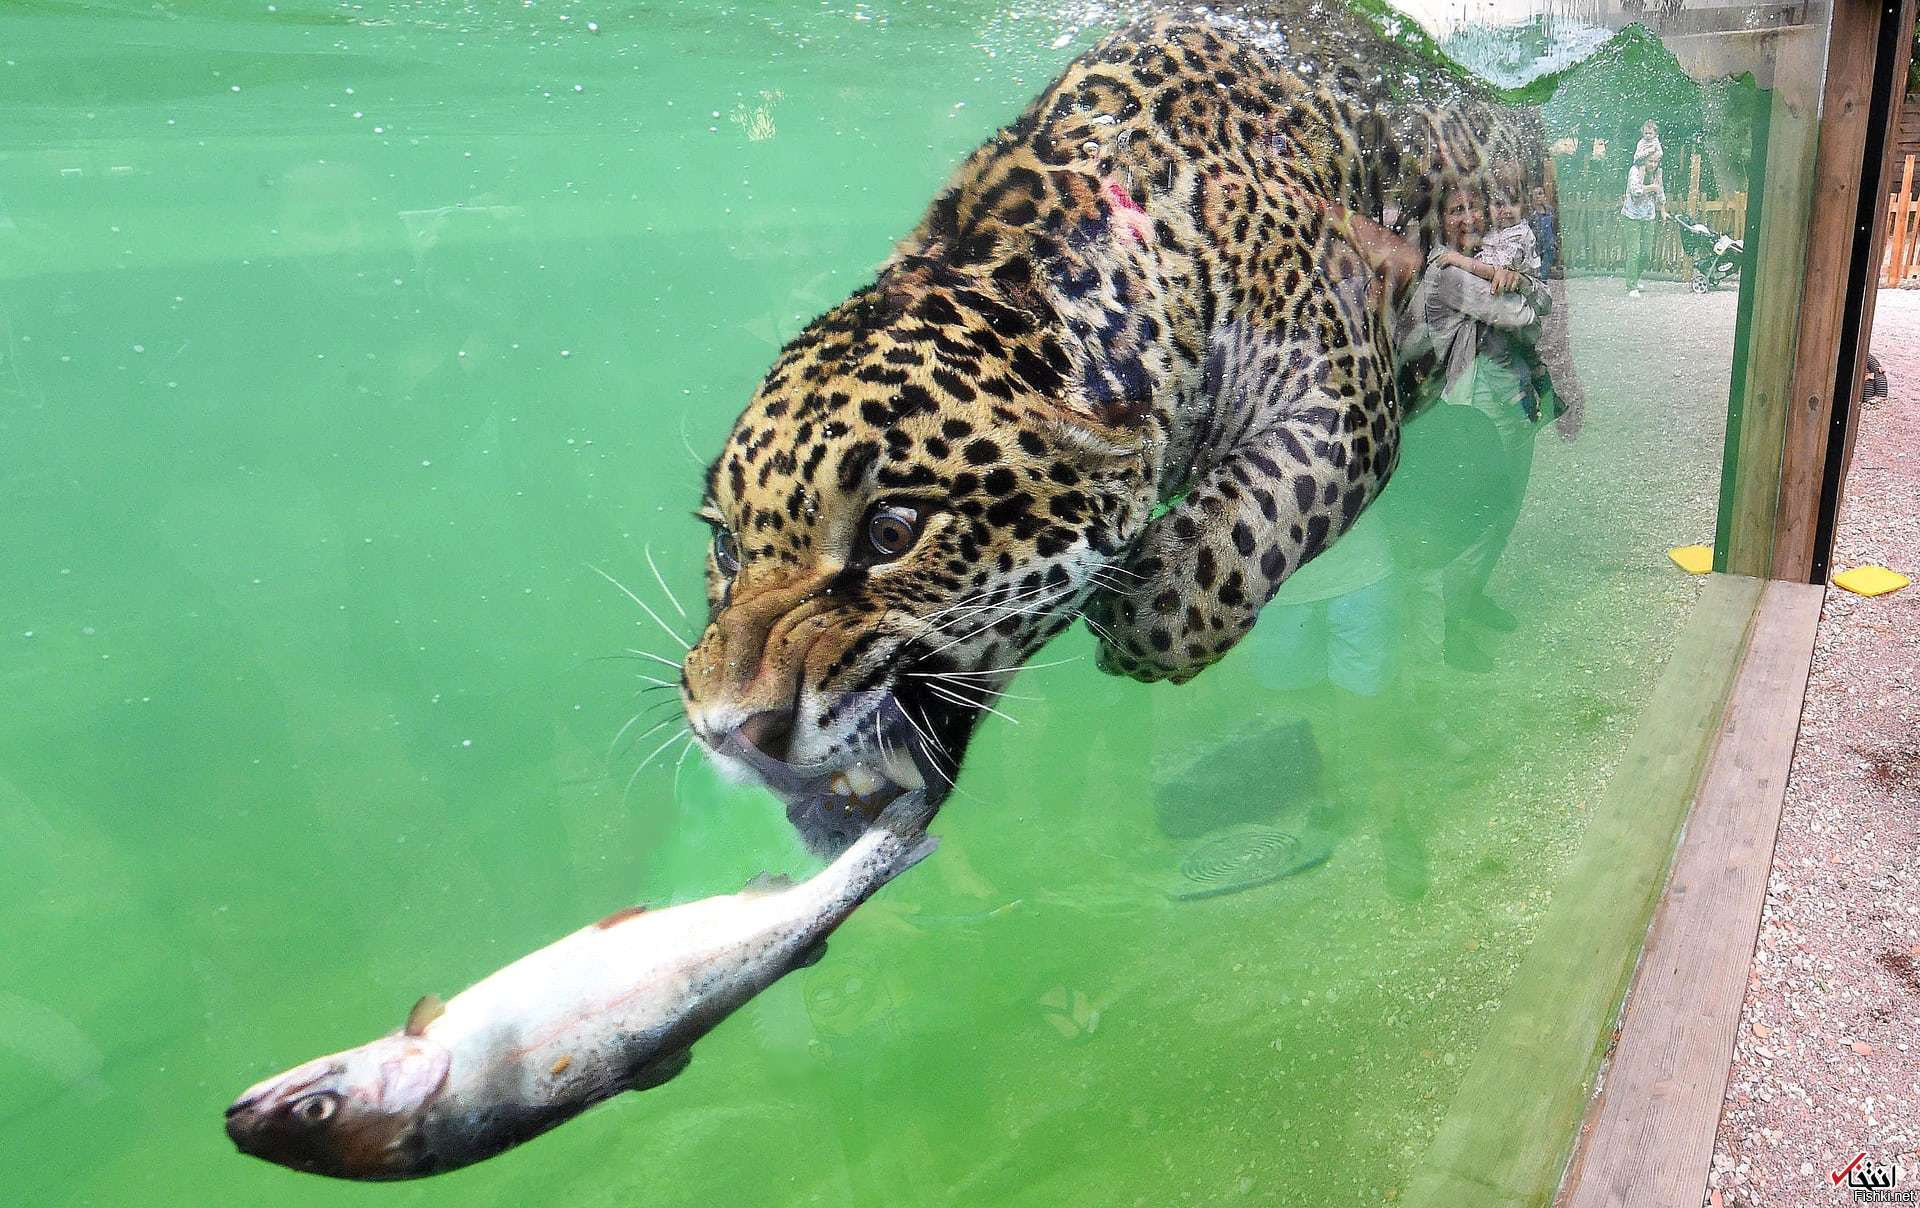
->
[1528, 183, 1558, 278]
[1479, 182, 1539, 276]
[1634, 118, 1664, 168]
[1622, 124, 1667, 297]
[1406, 185, 1550, 412]
[1479, 176, 1561, 422]
[1404, 184, 1555, 667]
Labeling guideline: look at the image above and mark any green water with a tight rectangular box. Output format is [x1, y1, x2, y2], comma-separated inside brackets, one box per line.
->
[2, 4, 1744, 1205]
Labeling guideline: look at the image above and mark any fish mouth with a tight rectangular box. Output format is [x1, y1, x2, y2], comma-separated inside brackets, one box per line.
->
[225, 1058, 337, 1126]
[726, 686, 974, 856]
[224, 1042, 452, 1181]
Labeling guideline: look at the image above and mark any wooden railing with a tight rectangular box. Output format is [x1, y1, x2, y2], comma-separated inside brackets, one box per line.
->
[1884, 153, 1920, 287]
[1556, 151, 1747, 279]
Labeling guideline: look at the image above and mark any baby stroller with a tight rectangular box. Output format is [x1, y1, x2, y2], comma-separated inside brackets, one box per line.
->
[1864, 353, 1889, 404]
[1671, 213, 1744, 293]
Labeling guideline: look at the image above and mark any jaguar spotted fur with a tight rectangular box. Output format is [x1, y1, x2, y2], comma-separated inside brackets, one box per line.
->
[677, 9, 1552, 850]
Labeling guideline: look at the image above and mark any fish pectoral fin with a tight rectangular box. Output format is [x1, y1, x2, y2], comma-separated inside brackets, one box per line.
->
[742, 871, 795, 895]
[793, 939, 828, 970]
[629, 1048, 691, 1092]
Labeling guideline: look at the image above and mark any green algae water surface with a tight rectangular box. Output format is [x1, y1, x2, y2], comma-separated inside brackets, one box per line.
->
[1, 2, 1734, 1204]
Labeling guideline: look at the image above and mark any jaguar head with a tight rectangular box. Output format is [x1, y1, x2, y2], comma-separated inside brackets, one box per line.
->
[681, 258, 1148, 853]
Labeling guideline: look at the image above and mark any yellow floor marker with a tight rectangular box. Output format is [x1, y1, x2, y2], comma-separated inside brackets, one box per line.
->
[1668, 545, 1714, 575]
[1832, 565, 1910, 597]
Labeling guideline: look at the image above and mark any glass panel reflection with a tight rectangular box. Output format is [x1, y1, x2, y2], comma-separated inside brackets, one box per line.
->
[0, 0, 1832, 1203]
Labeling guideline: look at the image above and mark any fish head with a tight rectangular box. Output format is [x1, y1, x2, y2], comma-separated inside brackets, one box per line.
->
[225, 1033, 451, 1180]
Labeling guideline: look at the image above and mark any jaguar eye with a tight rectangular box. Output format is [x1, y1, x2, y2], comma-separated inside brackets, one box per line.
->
[863, 503, 923, 562]
[712, 528, 740, 576]
[291, 1093, 340, 1127]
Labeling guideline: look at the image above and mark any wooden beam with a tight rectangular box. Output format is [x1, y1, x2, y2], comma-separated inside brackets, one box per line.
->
[1559, 580, 1824, 1207]
[1592, 2, 1813, 38]
[1716, 21, 1829, 577]
[1403, 576, 1763, 1208]
[1772, 0, 1920, 581]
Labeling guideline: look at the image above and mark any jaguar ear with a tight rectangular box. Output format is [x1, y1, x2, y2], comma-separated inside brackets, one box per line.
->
[1026, 337, 1148, 462]
[1041, 341, 1151, 460]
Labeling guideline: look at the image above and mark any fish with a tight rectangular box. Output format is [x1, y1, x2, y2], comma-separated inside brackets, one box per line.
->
[224, 792, 936, 1180]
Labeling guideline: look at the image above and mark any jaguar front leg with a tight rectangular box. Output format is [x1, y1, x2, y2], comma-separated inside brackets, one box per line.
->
[1085, 392, 1396, 684]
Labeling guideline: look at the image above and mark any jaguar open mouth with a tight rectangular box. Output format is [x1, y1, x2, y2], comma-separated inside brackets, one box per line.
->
[722, 688, 976, 856]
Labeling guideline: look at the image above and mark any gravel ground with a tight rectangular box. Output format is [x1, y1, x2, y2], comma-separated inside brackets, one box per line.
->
[1707, 290, 1920, 1205]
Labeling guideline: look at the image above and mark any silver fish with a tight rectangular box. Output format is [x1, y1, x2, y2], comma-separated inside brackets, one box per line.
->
[225, 793, 936, 1180]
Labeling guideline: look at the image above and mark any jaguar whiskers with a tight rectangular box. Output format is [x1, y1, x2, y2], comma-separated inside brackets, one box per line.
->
[588, 555, 702, 804]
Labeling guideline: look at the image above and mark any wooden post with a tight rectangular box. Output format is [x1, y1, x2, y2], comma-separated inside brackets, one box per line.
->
[1824, 16, 1918, 548]
[1714, 23, 1828, 578]
[1904, 159, 1916, 281]
[1770, 0, 1920, 581]
[1889, 153, 1917, 285]
[1908, 162, 1920, 282]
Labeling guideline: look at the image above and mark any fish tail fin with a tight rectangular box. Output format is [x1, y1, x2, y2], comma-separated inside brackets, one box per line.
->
[874, 791, 939, 879]
[876, 789, 935, 837]
[897, 831, 940, 874]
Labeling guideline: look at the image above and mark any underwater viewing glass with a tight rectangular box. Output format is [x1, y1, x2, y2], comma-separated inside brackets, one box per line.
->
[0, 0, 1838, 1202]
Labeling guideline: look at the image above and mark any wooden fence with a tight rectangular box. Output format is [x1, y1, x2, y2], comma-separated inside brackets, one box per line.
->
[1557, 151, 1747, 280]
[1884, 154, 1920, 287]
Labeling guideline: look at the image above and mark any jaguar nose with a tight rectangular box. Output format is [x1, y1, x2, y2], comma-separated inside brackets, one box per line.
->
[734, 707, 796, 764]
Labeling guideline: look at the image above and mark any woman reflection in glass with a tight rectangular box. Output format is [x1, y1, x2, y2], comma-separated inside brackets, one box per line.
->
[1403, 181, 1555, 669]
[1329, 177, 1555, 665]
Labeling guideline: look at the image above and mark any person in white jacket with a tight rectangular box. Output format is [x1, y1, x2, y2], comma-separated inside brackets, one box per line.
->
[1622, 125, 1667, 297]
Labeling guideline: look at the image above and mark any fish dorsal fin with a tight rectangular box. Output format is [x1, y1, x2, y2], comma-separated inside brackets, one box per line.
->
[405, 994, 445, 1038]
[742, 871, 794, 895]
[594, 904, 649, 930]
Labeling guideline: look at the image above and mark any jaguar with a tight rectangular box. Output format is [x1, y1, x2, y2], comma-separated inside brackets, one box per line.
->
[676, 6, 1551, 851]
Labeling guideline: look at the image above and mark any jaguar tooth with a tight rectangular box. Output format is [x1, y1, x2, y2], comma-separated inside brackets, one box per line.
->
[843, 763, 884, 796]
[880, 746, 925, 790]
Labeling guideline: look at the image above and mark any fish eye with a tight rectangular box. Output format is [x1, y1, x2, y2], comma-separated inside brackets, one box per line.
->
[291, 1093, 340, 1126]
[711, 527, 740, 576]
[862, 503, 924, 563]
